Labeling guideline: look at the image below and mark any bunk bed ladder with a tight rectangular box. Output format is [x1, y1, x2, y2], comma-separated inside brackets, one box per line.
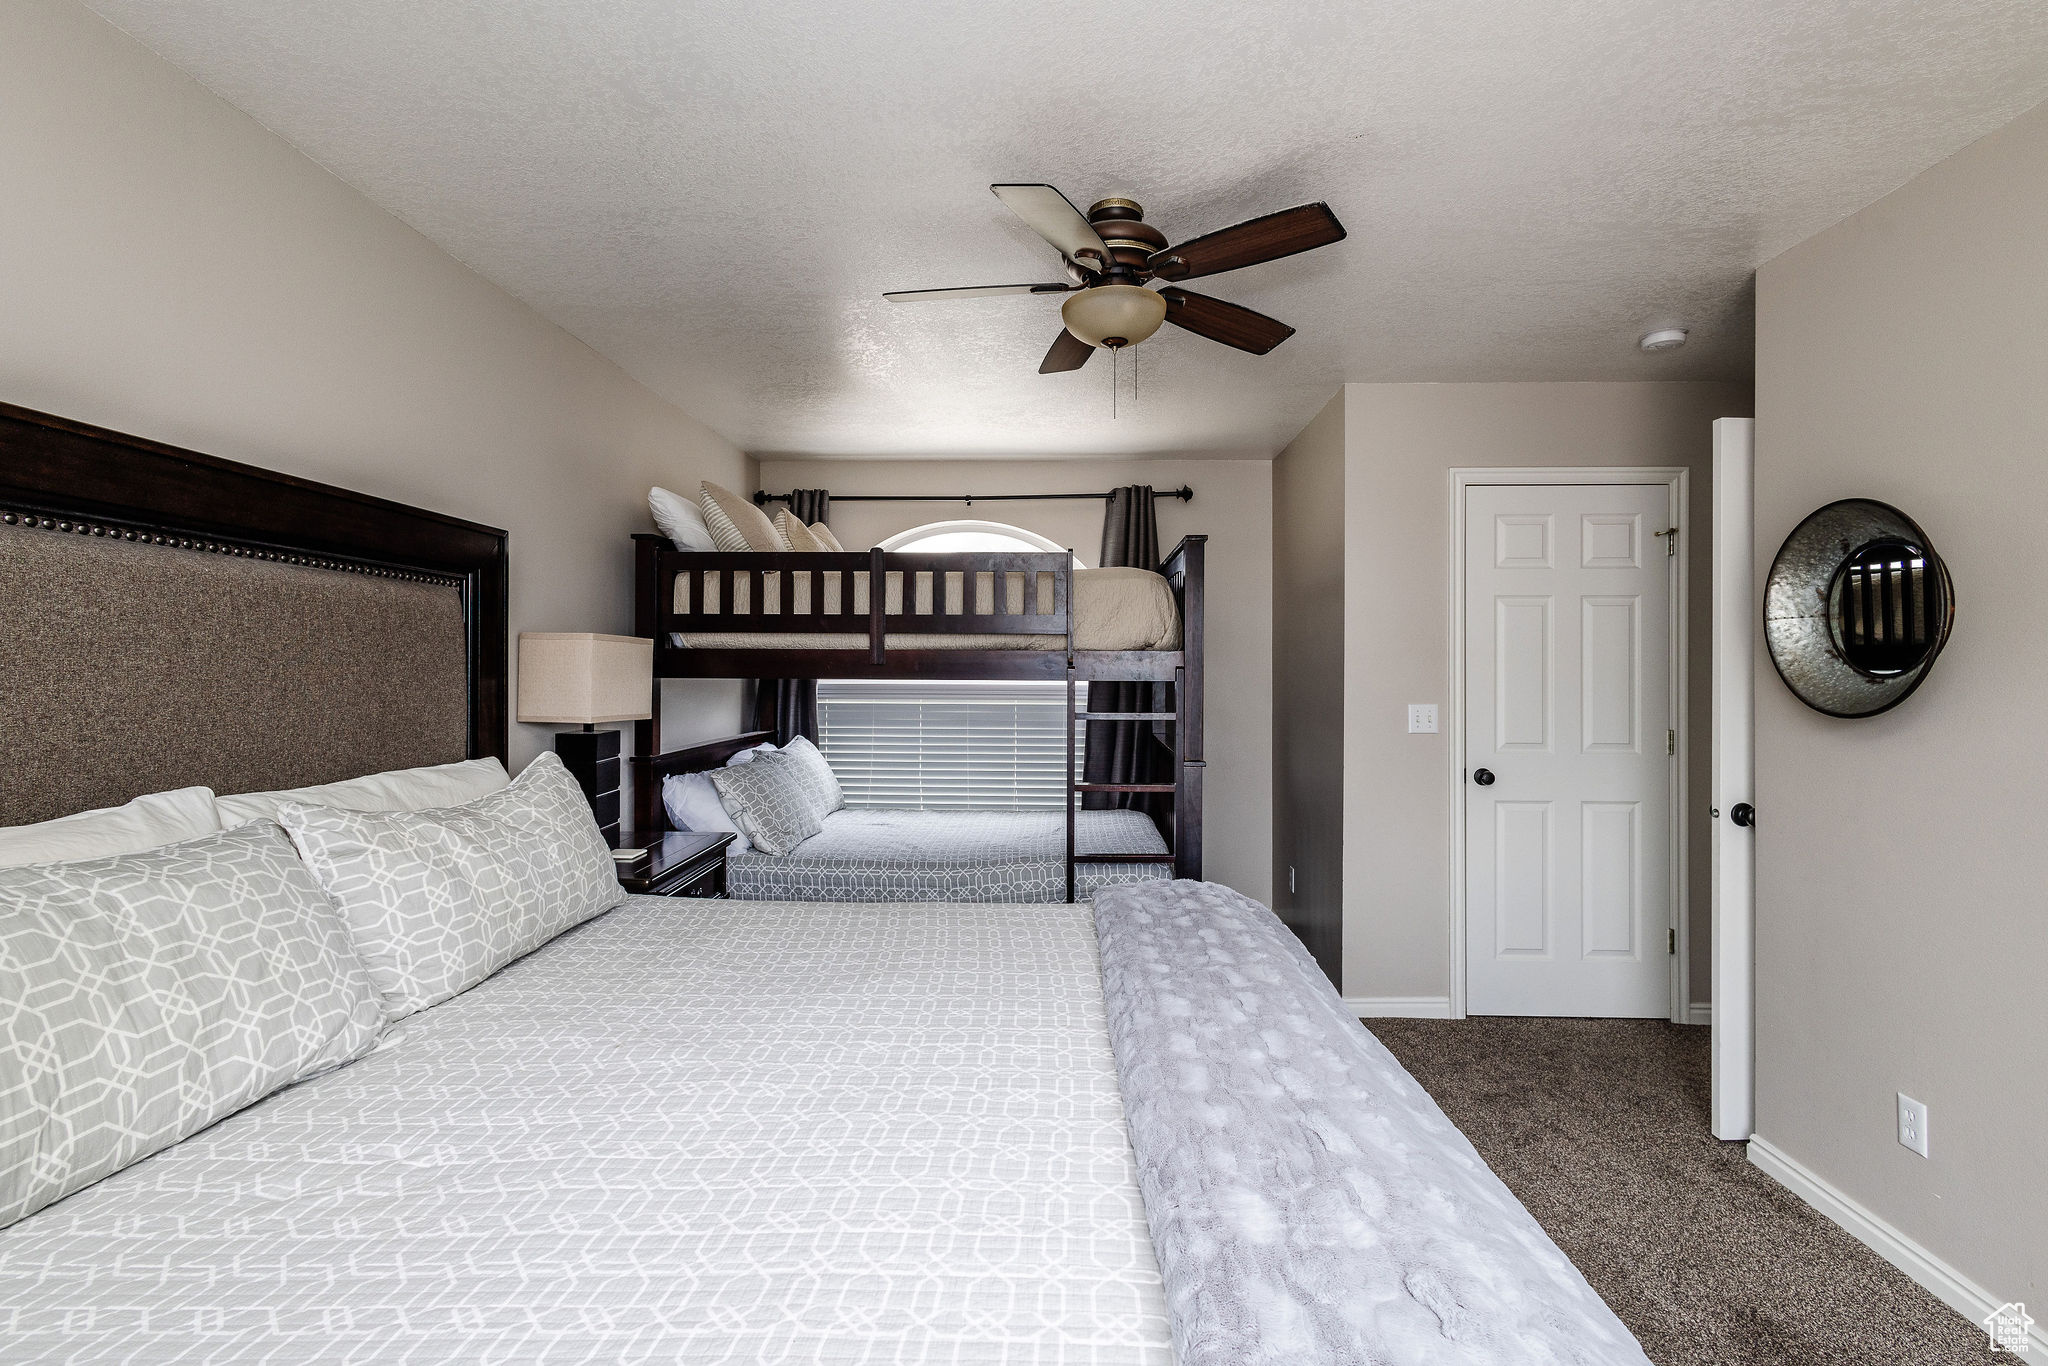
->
[1065, 665, 1186, 904]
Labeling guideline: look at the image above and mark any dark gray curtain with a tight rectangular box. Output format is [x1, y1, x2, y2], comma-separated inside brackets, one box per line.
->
[755, 489, 830, 744]
[1083, 485, 1173, 817]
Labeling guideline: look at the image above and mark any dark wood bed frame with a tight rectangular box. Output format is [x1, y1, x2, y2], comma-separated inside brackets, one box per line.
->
[0, 401, 510, 764]
[629, 533, 1205, 895]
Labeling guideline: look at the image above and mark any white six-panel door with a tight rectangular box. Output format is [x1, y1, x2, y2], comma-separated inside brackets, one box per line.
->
[1465, 483, 1675, 1017]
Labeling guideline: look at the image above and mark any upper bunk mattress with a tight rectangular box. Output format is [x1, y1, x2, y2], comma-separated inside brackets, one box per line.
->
[0, 898, 1173, 1365]
[674, 565, 1181, 652]
[726, 807, 1173, 901]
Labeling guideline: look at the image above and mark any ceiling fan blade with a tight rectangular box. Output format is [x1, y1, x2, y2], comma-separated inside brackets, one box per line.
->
[1159, 287, 1296, 354]
[991, 184, 1111, 270]
[884, 282, 1075, 302]
[1039, 328, 1095, 373]
[1148, 203, 1346, 282]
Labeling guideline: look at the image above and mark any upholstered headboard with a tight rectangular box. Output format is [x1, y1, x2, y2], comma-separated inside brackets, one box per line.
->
[0, 402, 507, 825]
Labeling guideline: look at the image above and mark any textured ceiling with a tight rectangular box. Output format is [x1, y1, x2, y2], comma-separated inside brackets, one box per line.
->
[83, 0, 2048, 459]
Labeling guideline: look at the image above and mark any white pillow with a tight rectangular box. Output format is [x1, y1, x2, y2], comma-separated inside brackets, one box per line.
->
[215, 758, 510, 828]
[0, 822, 383, 1230]
[279, 753, 625, 1023]
[726, 742, 778, 767]
[648, 486, 717, 552]
[0, 787, 220, 870]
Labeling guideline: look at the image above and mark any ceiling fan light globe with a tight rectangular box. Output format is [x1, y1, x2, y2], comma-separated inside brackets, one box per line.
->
[1061, 284, 1167, 349]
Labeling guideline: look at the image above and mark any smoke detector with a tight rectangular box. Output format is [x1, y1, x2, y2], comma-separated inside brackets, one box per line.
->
[1639, 328, 1688, 352]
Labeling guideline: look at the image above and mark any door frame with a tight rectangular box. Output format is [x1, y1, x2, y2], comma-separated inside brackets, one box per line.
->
[1449, 467, 1691, 1022]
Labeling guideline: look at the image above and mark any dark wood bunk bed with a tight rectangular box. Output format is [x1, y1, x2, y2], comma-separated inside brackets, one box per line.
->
[627, 533, 1205, 900]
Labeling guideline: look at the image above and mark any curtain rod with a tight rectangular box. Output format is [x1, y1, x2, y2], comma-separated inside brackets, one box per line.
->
[752, 485, 1193, 507]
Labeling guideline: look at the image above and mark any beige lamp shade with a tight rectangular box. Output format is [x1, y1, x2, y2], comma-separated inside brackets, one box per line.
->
[516, 633, 654, 724]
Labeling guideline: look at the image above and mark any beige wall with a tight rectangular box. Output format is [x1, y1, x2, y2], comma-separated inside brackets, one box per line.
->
[0, 0, 753, 792]
[1270, 392, 1347, 980]
[1754, 100, 2048, 1309]
[761, 456, 1274, 905]
[1339, 381, 1751, 1004]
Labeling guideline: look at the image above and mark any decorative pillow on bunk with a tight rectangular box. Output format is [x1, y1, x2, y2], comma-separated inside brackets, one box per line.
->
[214, 758, 510, 828]
[778, 736, 846, 817]
[809, 522, 846, 552]
[773, 510, 825, 552]
[661, 771, 751, 853]
[648, 486, 718, 552]
[0, 786, 221, 870]
[707, 745, 835, 855]
[278, 752, 625, 1023]
[699, 481, 789, 552]
[0, 822, 382, 1230]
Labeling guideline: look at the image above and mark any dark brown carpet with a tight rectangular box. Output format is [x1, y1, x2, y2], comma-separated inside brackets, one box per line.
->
[1368, 1017, 1995, 1366]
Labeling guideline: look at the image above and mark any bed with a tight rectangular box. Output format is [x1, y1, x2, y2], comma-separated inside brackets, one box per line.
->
[1, 897, 1175, 1363]
[0, 402, 1654, 1366]
[630, 533, 1208, 890]
[1, 883, 1654, 1366]
[727, 807, 1173, 901]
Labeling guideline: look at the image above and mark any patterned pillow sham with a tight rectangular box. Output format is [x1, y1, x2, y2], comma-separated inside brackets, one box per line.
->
[0, 822, 382, 1230]
[778, 736, 846, 818]
[279, 752, 625, 1023]
[708, 747, 826, 855]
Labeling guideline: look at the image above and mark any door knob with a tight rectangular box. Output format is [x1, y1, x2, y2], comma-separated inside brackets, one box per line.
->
[1731, 802, 1755, 828]
[1473, 768, 1496, 786]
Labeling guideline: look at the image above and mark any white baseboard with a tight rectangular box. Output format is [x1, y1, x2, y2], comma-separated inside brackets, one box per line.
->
[1748, 1135, 2042, 1354]
[1345, 996, 1454, 1019]
[1686, 1001, 1712, 1027]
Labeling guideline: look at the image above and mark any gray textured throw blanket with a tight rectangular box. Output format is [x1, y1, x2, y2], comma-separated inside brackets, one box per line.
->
[1093, 880, 1653, 1366]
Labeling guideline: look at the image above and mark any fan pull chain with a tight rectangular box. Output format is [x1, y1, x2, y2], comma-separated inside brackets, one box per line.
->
[1111, 347, 1118, 420]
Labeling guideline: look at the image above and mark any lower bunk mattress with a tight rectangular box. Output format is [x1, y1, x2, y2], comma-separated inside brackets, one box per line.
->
[726, 807, 1172, 901]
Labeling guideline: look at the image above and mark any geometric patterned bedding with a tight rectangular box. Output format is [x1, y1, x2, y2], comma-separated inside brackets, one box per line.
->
[0, 897, 1173, 1364]
[726, 808, 1172, 902]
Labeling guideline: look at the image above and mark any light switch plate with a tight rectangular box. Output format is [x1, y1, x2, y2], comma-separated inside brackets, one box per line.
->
[1407, 703, 1439, 734]
[1896, 1092, 1930, 1158]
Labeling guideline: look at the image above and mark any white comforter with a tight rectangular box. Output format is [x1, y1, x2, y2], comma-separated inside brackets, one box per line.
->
[1094, 881, 1652, 1366]
[0, 898, 1172, 1364]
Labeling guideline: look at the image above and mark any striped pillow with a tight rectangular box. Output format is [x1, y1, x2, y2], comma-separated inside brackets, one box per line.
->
[699, 482, 788, 552]
[773, 510, 825, 552]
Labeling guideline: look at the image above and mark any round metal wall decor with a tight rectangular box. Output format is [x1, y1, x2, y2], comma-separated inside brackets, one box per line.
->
[1765, 499, 1954, 717]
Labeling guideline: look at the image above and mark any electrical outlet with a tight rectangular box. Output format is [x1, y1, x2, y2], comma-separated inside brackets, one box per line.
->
[1896, 1093, 1930, 1158]
[1407, 703, 1439, 734]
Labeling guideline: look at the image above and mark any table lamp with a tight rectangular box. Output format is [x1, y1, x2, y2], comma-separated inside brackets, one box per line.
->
[516, 632, 653, 848]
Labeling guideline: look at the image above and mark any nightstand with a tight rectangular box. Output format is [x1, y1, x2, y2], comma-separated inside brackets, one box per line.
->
[614, 830, 734, 898]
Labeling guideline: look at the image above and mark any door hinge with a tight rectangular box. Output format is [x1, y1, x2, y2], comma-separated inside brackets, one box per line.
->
[1669, 927, 1677, 955]
[1667, 729, 1676, 756]
[1655, 527, 1678, 557]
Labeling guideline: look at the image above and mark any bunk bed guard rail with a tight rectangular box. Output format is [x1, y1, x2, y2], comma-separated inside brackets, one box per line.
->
[636, 540, 1073, 676]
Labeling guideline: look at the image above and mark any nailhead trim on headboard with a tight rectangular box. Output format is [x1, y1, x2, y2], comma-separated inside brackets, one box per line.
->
[0, 508, 463, 587]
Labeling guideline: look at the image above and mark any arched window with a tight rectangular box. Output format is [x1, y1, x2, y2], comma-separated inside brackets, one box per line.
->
[878, 519, 1079, 564]
[819, 519, 1077, 808]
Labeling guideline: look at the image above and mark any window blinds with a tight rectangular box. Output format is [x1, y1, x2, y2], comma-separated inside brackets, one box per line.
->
[817, 680, 1076, 809]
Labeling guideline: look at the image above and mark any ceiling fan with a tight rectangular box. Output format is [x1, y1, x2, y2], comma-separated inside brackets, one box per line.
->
[885, 184, 1346, 373]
